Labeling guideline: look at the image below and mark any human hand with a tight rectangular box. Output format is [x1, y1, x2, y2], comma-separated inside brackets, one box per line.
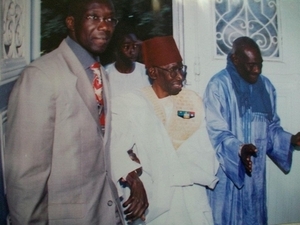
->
[291, 132, 300, 146]
[240, 144, 257, 174]
[123, 171, 149, 223]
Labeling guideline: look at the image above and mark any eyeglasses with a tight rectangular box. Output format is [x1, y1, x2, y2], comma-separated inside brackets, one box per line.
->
[238, 58, 263, 71]
[85, 15, 118, 26]
[244, 62, 263, 71]
[155, 65, 187, 79]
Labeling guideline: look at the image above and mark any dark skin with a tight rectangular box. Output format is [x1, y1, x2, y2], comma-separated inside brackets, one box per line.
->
[149, 62, 185, 98]
[121, 149, 147, 223]
[291, 132, 300, 146]
[123, 171, 148, 223]
[115, 33, 141, 73]
[122, 61, 186, 222]
[231, 38, 300, 174]
[240, 144, 257, 174]
[66, 0, 116, 56]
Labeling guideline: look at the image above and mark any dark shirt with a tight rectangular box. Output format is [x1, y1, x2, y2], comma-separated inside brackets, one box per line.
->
[65, 36, 99, 82]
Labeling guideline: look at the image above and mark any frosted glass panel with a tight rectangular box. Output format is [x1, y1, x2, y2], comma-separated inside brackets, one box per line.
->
[215, 0, 279, 57]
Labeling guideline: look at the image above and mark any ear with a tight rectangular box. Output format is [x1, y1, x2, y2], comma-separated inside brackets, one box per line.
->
[231, 53, 239, 66]
[148, 67, 158, 80]
[65, 16, 75, 32]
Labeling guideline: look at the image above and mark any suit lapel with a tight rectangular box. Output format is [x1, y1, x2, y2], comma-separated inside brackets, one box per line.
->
[75, 69, 100, 125]
[59, 41, 100, 126]
[101, 66, 111, 143]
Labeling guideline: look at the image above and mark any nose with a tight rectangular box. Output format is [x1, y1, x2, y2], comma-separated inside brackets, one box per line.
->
[252, 64, 261, 74]
[129, 44, 138, 54]
[96, 18, 116, 31]
[130, 49, 139, 58]
[131, 46, 136, 52]
[175, 70, 186, 81]
[97, 21, 109, 30]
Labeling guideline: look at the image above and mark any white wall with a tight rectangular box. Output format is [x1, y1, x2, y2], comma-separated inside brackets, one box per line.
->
[266, 1, 300, 224]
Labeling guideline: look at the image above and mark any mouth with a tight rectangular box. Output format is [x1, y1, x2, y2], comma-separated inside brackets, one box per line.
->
[173, 82, 183, 89]
[92, 32, 111, 44]
[249, 74, 259, 82]
[93, 36, 108, 43]
[129, 57, 137, 61]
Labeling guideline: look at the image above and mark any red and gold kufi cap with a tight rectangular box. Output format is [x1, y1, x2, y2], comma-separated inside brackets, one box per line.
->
[142, 36, 182, 68]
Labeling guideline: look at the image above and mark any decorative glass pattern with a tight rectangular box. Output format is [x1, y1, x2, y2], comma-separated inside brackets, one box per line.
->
[215, 0, 279, 57]
[2, 0, 25, 59]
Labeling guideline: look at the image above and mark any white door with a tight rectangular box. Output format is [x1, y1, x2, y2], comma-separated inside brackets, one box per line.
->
[173, 0, 300, 224]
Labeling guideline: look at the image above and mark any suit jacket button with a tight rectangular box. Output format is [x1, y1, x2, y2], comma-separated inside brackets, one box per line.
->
[107, 200, 113, 206]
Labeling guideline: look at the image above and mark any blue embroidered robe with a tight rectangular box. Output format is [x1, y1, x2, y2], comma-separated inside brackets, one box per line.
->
[203, 61, 294, 225]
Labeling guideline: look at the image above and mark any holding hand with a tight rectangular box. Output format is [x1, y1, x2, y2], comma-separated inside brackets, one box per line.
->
[240, 144, 258, 174]
[123, 171, 149, 223]
[291, 132, 300, 146]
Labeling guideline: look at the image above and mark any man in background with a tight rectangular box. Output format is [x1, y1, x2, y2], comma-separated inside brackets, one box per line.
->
[105, 20, 150, 98]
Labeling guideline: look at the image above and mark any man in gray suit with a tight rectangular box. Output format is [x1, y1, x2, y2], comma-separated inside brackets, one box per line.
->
[4, 0, 124, 224]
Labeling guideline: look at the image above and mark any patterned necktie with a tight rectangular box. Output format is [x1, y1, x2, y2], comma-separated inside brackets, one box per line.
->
[90, 62, 105, 127]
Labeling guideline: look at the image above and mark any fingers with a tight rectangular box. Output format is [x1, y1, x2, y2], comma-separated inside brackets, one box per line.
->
[123, 171, 149, 223]
[291, 132, 300, 146]
[124, 208, 146, 222]
[128, 150, 141, 164]
[241, 144, 257, 173]
[123, 196, 148, 222]
[244, 156, 252, 173]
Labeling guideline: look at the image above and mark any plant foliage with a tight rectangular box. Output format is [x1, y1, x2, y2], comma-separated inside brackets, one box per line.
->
[41, 0, 172, 54]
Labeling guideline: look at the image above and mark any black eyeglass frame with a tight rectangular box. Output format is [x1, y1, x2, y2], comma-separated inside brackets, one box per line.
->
[85, 15, 119, 26]
[155, 65, 187, 79]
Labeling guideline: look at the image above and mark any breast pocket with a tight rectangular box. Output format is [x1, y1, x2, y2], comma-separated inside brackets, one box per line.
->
[250, 113, 270, 157]
[251, 113, 269, 143]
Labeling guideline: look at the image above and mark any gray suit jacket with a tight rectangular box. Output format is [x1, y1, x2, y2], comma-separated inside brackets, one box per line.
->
[5, 40, 124, 225]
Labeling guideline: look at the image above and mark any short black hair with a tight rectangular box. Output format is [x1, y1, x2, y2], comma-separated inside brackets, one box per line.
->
[231, 36, 261, 57]
[67, 0, 114, 19]
[111, 20, 137, 49]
